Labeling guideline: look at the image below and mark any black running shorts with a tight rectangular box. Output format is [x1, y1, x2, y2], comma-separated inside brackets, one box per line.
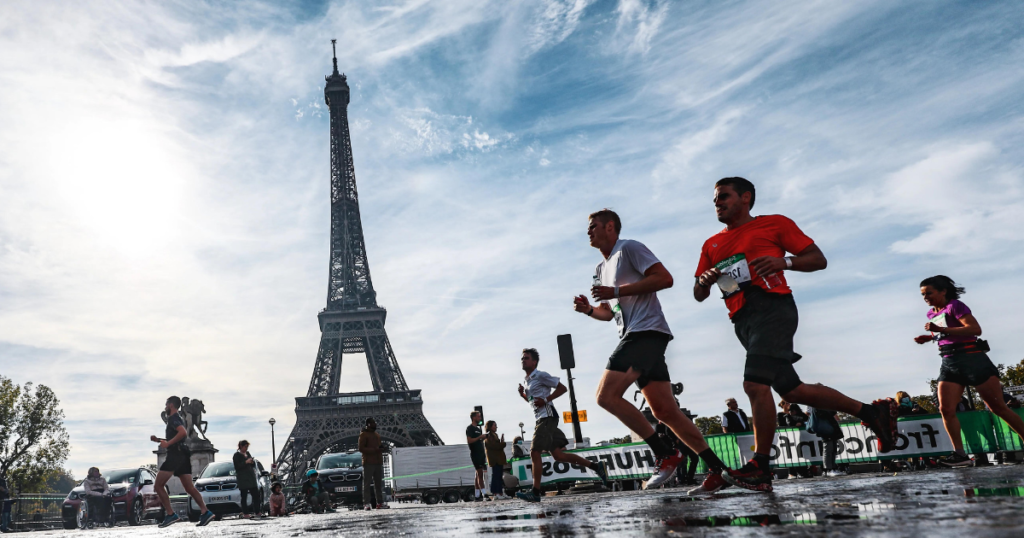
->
[471, 452, 487, 471]
[732, 288, 803, 395]
[531, 417, 569, 453]
[938, 352, 999, 387]
[159, 448, 193, 477]
[605, 330, 673, 389]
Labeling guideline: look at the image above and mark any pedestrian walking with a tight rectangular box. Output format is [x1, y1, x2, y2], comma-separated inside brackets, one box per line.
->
[721, 398, 750, 434]
[268, 483, 287, 517]
[515, 348, 610, 502]
[807, 405, 845, 477]
[358, 417, 388, 510]
[233, 441, 261, 518]
[484, 421, 508, 500]
[466, 411, 488, 501]
[914, 275, 1024, 466]
[693, 177, 898, 493]
[573, 209, 731, 494]
[151, 396, 214, 527]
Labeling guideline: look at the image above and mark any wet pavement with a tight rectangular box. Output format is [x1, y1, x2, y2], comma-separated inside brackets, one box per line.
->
[28, 466, 1024, 537]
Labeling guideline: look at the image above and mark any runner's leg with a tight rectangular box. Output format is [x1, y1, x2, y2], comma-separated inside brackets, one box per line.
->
[975, 377, 1024, 439]
[155, 471, 174, 515]
[529, 450, 544, 491]
[937, 381, 966, 452]
[180, 475, 208, 513]
[781, 383, 870, 416]
[595, 369, 655, 438]
[643, 382, 710, 453]
[549, 447, 593, 468]
[744, 381, 778, 457]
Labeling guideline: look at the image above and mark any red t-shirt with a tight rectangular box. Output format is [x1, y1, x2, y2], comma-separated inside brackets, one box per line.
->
[695, 215, 815, 318]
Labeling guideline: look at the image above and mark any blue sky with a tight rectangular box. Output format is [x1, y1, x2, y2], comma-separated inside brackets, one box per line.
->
[1, 0, 1023, 479]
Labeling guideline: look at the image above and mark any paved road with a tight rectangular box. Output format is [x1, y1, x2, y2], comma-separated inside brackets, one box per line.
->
[27, 466, 1024, 537]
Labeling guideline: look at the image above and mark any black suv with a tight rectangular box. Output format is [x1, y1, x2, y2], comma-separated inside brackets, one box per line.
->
[313, 452, 366, 505]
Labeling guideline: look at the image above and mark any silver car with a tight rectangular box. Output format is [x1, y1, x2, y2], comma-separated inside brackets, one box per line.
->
[188, 460, 270, 520]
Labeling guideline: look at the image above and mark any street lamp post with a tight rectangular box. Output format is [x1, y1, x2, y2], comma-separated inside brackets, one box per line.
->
[519, 422, 525, 441]
[269, 418, 277, 477]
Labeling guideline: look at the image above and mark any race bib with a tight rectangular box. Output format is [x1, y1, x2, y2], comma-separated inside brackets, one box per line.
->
[715, 254, 751, 298]
[930, 313, 948, 329]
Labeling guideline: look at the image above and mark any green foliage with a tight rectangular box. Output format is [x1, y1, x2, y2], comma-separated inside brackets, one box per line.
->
[42, 468, 77, 494]
[694, 416, 723, 436]
[911, 395, 938, 413]
[1001, 359, 1024, 387]
[0, 376, 70, 493]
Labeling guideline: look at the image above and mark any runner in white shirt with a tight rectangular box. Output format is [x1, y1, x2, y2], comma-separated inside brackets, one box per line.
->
[515, 348, 609, 503]
[573, 209, 732, 493]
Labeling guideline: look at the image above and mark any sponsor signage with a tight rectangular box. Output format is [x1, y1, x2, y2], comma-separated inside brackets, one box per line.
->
[511, 442, 653, 487]
[736, 416, 952, 467]
[562, 410, 587, 423]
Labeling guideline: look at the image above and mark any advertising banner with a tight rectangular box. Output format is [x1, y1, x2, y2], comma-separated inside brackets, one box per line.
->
[735, 415, 954, 467]
[510, 442, 654, 487]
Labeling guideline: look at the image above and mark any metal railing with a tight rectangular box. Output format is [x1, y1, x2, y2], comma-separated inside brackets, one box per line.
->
[7, 494, 66, 531]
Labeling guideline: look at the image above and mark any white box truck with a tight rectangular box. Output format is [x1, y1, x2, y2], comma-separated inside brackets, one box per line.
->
[389, 444, 520, 504]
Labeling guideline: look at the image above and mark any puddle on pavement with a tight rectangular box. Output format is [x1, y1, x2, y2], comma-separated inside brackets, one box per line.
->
[663, 502, 896, 528]
[478, 510, 574, 521]
[964, 486, 1024, 498]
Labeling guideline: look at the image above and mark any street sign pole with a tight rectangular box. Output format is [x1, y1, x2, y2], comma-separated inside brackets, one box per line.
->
[557, 334, 584, 444]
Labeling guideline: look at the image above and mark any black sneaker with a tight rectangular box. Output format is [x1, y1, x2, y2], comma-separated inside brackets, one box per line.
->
[939, 453, 973, 468]
[861, 399, 898, 453]
[723, 460, 773, 492]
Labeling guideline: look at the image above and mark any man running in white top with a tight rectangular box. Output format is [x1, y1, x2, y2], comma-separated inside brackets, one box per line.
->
[573, 209, 732, 493]
[515, 348, 609, 502]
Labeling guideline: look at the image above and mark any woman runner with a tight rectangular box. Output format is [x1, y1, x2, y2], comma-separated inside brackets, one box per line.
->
[914, 275, 1024, 466]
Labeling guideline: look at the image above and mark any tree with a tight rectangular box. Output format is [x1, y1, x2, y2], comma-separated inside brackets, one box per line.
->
[0, 376, 70, 492]
[42, 468, 77, 494]
[1001, 359, 1024, 387]
[694, 416, 723, 436]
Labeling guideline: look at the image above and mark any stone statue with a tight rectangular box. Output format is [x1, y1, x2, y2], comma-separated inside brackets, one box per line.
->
[159, 396, 209, 441]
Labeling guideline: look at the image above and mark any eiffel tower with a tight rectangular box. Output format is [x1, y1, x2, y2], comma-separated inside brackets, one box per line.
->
[276, 42, 443, 483]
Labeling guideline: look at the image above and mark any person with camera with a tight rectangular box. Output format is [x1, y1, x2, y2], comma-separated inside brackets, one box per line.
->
[914, 275, 1024, 467]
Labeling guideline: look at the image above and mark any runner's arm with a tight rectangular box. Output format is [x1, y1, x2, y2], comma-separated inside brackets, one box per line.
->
[573, 295, 614, 321]
[592, 263, 673, 300]
[536, 383, 568, 405]
[749, 244, 827, 277]
[161, 425, 188, 448]
[926, 313, 982, 337]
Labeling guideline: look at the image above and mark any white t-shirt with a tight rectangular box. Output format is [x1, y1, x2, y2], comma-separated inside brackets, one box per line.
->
[524, 369, 559, 420]
[595, 239, 673, 339]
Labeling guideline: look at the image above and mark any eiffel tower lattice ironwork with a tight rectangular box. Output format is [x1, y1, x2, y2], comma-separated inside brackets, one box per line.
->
[276, 41, 443, 483]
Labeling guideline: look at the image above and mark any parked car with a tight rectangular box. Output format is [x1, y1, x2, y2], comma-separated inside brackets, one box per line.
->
[61, 467, 165, 529]
[188, 459, 270, 520]
[314, 452, 369, 505]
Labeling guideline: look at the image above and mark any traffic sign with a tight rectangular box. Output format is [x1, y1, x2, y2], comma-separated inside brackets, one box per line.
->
[563, 410, 587, 423]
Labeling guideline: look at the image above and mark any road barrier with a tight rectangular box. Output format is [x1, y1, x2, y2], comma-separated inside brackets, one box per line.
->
[6, 494, 65, 531]
[511, 410, 1024, 485]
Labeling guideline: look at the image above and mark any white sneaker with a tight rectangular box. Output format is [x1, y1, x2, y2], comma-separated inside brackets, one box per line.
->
[644, 449, 683, 490]
[829, 470, 847, 477]
[363, 504, 372, 510]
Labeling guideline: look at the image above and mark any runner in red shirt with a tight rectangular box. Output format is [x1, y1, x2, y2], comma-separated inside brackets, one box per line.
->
[693, 177, 898, 492]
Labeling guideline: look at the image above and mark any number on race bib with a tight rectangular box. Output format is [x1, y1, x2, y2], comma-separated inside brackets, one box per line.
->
[714, 254, 752, 298]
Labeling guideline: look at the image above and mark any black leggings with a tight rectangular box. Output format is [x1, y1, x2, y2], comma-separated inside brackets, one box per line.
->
[241, 488, 262, 515]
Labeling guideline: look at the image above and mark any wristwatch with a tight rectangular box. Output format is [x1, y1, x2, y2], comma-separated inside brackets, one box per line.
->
[784, 257, 794, 269]
[614, 286, 620, 299]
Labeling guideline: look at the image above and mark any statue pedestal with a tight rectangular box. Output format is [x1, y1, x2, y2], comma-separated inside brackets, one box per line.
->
[155, 438, 218, 494]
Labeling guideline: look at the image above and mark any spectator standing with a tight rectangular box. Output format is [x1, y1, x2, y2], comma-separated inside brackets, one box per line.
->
[722, 398, 750, 433]
[268, 483, 286, 517]
[512, 437, 526, 459]
[484, 421, 508, 500]
[358, 417, 387, 510]
[233, 441, 261, 518]
[466, 411, 488, 501]
[152, 396, 214, 527]
[777, 401, 808, 428]
[301, 470, 334, 513]
[807, 407, 845, 477]
[83, 467, 111, 527]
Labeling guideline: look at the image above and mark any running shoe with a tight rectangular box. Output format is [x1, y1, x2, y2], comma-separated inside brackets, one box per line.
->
[515, 490, 543, 503]
[939, 453, 973, 468]
[860, 398, 898, 453]
[158, 513, 180, 528]
[592, 461, 611, 488]
[375, 504, 390, 509]
[686, 471, 731, 495]
[644, 449, 684, 490]
[723, 460, 774, 492]
[829, 470, 848, 477]
[363, 504, 372, 510]
[197, 510, 215, 527]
